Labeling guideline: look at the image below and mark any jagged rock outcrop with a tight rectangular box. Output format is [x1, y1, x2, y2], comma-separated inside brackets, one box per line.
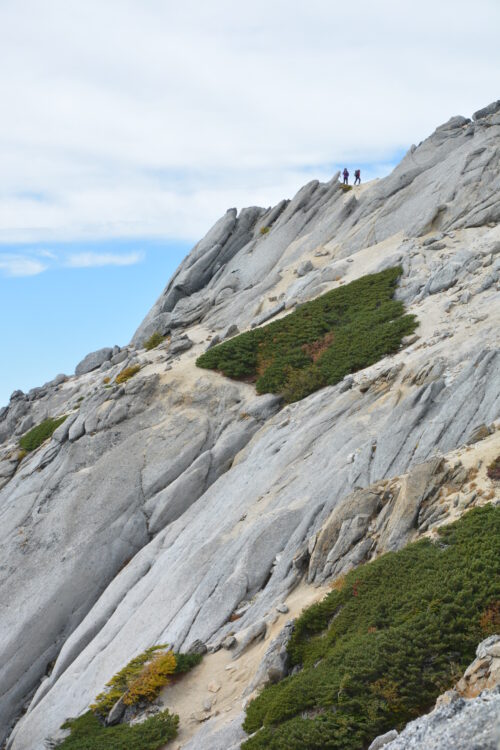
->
[1, 102, 500, 749]
[306, 454, 489, 583]
[74, 347, 115, 375]
[382, 691, 500, 750]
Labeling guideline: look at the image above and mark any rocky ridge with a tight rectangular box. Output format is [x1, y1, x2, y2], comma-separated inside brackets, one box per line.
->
[0, 100, 499, 749]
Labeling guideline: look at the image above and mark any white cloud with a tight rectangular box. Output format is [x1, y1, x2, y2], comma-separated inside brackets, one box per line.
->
[65, 252, 144, 268]
[0, 255, 47, 277]
[0, 0, 499, 244]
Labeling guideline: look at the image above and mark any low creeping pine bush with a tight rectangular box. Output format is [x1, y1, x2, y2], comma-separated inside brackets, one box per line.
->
[196, 267, 417, 403]
[242, 505, 500, 750]
[19, 416, 67, 452]
[57, 709, 179, 750]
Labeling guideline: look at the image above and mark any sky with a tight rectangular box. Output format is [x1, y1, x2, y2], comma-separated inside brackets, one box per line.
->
[1, 0, 500, 405]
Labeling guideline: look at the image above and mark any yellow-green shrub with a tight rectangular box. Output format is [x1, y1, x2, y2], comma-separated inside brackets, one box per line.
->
[124, 650, 177, 705]
[144, 332, 165, 351]
[91, 646, 167, 716]
[91, 646, 202, 717]
[115, 365, 140, 384]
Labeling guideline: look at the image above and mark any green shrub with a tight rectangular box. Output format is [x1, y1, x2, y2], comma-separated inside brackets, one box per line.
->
[144, 332, 165, 351]
[115, 365, 140, 384]
[197, 267, 417, 402]
[57, 709, 178, 750]
[172, 652, 203, 673]
[260, 226, 270, 235]
[19, 416, 67, 452]
[242, 505, 500, 750]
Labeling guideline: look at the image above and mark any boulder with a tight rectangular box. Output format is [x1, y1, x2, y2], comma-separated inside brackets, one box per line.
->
[168, 335, 193, 357]
[75, 348, 113, 376]
[68, 414, 86, 442]
[206, 335, 220, 350]
[296, 260, 314, 277]
[427, 263, 460, 294]
[473, 100, 500, 120]
[368, 730, 399, 750]
[187, 640, 208, 656]
[251, 302, 285, 328]
[111, 350, 128, 366]
[105, 695, 126, 726]
[170, 296, 211, 328]
[223, 324, 239, 340]
[52, 414, 77, 444]
[246, 620, 295, 693]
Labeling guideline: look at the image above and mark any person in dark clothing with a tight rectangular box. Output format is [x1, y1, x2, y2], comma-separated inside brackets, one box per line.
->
[343, 168, 349, 185]
[354, 169, 361, 185]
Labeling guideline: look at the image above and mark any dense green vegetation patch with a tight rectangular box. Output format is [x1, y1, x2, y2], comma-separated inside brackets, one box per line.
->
[243, 506, 500, 750]
[19, 416, 67, 452]
[57, 710, 179, 750]
[196, 267, 417, 402]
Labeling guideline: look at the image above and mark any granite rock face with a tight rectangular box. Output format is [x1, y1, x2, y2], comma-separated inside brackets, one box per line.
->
[2, 102, 500, 749]
[376, 690, 500, 750]
[74, 347, 114, 375]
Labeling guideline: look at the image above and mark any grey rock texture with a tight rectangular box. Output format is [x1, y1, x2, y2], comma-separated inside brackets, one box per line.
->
[181, 712, 247, 750]
[453, 635, 500, 699]
[2, 101, 500, 749]
[368, 730, 399, 750]
[246, 620, 295, 693]
[382, 689, 500, 750]
[75, 347, 113, 375]
[306, 455, 480, 583]
[474, 100, 500, 120]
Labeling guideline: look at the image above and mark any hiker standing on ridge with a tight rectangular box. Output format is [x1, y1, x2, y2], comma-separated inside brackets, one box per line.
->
[342, 168, 349, 185]
[354, 169, 361, 185]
